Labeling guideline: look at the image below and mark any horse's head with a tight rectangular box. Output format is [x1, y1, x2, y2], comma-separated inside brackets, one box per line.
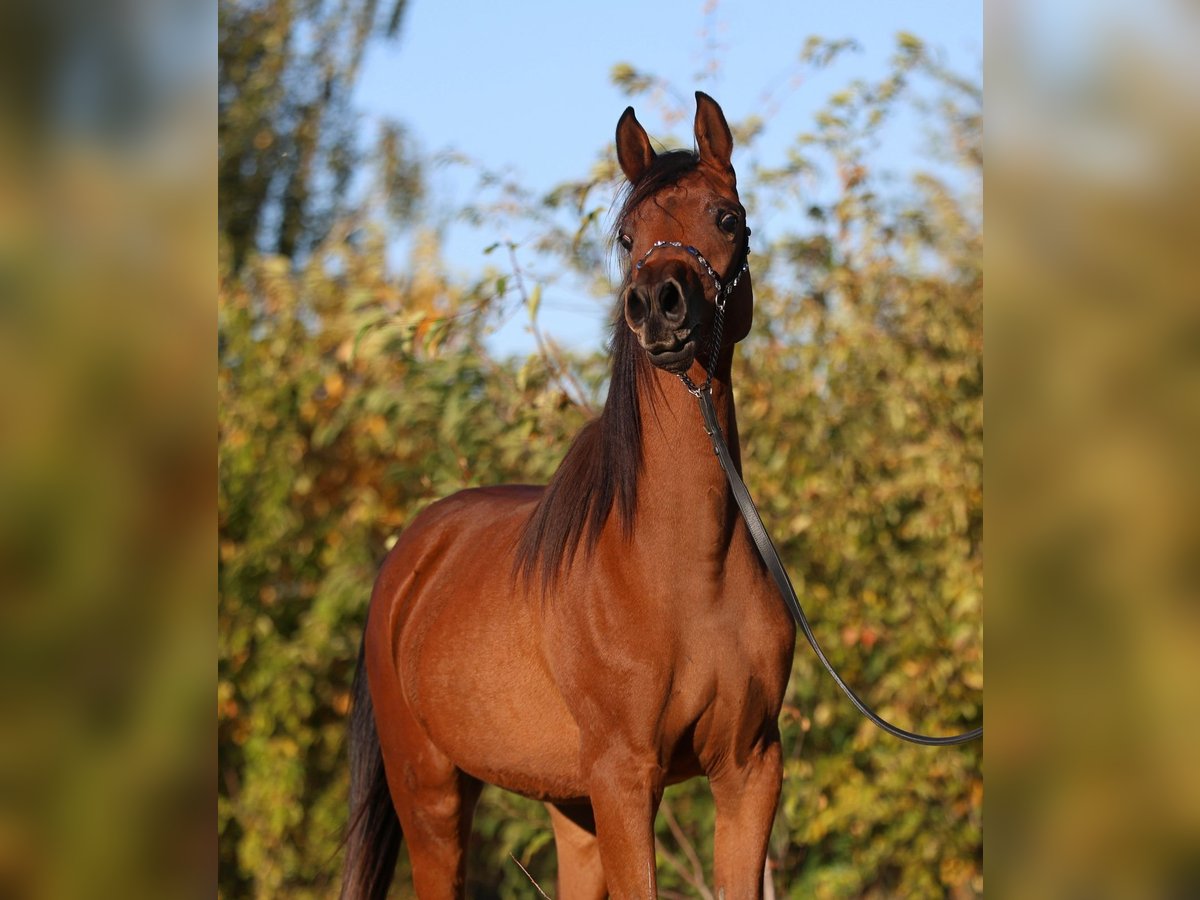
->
[614, 92, 753, 376]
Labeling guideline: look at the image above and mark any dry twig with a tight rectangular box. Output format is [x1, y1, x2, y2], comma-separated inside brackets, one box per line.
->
[509, 852, 553, 900]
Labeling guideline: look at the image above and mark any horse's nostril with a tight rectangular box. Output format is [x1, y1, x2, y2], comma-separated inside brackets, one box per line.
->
[625, 285, 649, 326]
[657, 280, 684, 322]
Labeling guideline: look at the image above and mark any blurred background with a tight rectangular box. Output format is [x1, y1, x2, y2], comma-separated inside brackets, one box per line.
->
[0, 0, 1196, 897]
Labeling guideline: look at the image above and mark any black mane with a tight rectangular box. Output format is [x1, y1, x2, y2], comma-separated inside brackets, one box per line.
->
[513, 150, 700, 592]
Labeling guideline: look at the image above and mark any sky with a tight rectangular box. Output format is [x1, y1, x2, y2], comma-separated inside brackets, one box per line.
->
[355, 1, 982, 356]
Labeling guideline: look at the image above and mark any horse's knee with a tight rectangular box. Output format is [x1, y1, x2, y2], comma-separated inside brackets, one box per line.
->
[585, 745, 664, 800]
[710, 738, 783, 802]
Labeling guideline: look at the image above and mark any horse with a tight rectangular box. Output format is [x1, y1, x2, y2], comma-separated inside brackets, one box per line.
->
[339, 92, 796, 900]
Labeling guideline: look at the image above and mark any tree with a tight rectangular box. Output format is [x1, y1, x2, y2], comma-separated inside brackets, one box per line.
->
[218, 0, 418, 269]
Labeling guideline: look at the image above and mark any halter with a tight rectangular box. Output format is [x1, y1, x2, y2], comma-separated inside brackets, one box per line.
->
[632, 235, 750, 396]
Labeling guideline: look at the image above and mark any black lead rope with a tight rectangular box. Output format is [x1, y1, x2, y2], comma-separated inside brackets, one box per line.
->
[696, 385, 983, 747]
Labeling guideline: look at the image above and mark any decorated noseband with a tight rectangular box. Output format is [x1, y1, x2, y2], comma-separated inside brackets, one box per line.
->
[633, 240, 750, 310]
[630, 235, 751, 396]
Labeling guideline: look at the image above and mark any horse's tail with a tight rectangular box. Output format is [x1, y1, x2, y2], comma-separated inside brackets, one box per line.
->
[339, 635, 402, 900]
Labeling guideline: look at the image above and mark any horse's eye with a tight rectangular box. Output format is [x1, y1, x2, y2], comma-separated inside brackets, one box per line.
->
[718, 212, 739, 234]
[618, 233, 633, 251]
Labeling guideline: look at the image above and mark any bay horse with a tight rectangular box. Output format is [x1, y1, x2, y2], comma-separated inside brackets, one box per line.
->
[340, 92, 795, 899]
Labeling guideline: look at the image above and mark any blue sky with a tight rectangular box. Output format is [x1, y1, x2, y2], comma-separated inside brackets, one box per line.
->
[355, 1, 981, 355]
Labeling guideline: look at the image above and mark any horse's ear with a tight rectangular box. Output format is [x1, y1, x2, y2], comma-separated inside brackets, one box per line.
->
[616, 106, 656, 184]
[694, 91, 734, 179]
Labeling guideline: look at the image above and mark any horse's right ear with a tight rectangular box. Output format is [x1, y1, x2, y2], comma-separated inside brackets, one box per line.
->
[616, 106, 656, 184]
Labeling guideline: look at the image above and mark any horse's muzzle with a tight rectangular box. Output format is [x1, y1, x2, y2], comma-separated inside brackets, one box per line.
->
[624, 261, 703, 372]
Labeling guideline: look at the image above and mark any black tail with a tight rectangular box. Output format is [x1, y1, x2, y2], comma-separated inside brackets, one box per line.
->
[339, 637, 402, 900]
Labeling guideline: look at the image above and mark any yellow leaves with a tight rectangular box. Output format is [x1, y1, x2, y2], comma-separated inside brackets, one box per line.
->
[610, 62, 635, 82]
[331, 690, 351, 717]
[363, 414, 388, 441]
[939, 856, 977, 888]
[526, 283, 542, 322]
[274, 737, 299, 760]
[789, 512, 813, 535]
[217, 681, 239, 721]
[897, 32, 924, 52]
[413, 316, 445, 355]
[814, 703, 834, 728]
[323, 371, 344, 400]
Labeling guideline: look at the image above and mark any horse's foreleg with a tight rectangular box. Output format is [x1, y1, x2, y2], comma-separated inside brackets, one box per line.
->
[548, 801, 606, 900]
[708, 738, 784, 900]
[585, 749, 664, 899]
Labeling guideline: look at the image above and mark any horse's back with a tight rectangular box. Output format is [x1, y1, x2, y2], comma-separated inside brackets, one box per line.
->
[366, 484, 589, 801]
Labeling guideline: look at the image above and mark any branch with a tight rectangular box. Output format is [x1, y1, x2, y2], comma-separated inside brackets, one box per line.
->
[505, 242, 597, 416]
[509, 853, 553, 899]
[657, 799, 714, 900]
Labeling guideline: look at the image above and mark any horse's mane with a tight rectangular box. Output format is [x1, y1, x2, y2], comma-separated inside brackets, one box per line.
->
[514, 149, 701, 592]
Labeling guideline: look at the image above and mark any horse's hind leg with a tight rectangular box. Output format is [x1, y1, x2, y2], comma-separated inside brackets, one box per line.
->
[383, 739, 482, 899]
[369, 658, 481, 897]
[548, 802, 606, 900]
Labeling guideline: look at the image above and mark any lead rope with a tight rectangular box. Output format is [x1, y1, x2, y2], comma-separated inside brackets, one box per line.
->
[696, 386, 982, 746]
[638, 238, 982, 746]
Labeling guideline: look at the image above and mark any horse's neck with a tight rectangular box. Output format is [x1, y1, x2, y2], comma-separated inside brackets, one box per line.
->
[634, 354, 742, 562]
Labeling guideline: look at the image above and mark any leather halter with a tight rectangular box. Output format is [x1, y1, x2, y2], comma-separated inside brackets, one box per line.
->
[631, 233, 749, 396]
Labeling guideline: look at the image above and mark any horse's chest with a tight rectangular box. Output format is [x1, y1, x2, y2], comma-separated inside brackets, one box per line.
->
[665, 596, 792, 714]
[551, 568, 794, 731]
[653, 619, 789, 779]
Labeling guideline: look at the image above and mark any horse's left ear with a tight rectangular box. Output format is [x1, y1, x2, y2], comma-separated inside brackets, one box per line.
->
[694, 91, 734, 180]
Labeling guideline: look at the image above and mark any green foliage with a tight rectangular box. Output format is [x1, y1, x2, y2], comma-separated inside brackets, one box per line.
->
[218, 32, 981, 899]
